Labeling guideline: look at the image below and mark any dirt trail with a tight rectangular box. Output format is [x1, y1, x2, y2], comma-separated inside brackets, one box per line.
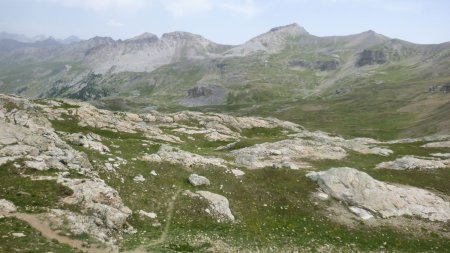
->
[125, 189, 182, 253]
[0, 211, 115, 253]
[0, 190, 182, 253]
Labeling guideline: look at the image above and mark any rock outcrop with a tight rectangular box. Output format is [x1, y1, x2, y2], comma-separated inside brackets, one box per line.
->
[376, 156, 450, 170]
[422, 141, 450, 148]
[141, 145, 227, 169]
[307, 167, 450, 222]
[57, 177, 132, 230]
[0, 95, 94, 176]
[232, 139, 347, 169]
[356, 49, 387, 66]
[64, 132, 110, 153]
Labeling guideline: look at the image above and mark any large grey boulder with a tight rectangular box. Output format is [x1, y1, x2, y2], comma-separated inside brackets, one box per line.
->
[307, 167, 450, 222]
[188, 174, 210, 186]
[187, 190, 235, 222]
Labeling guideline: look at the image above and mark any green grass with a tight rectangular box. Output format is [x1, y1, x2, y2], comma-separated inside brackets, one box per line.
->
[63, 122, 450, 252]
[0, 162, 74, 213]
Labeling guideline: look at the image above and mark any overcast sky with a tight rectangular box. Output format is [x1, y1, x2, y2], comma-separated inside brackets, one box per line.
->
[1, 0, 449, 45]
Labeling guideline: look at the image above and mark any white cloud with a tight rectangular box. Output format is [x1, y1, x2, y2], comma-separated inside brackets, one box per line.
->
[218, 0, 262, 18]
[163, 0, 213, 17]
[107, 19, 124, 27]
[383, 1, 421, 13]
[36, 0, 145, 11]
[163, 0, 263, 18]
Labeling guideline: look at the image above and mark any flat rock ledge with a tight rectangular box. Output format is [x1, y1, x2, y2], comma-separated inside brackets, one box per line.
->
[307, 167, 450, 222]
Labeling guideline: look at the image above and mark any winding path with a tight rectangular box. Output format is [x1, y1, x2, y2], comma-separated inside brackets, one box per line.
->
[0, 211, 114, 253]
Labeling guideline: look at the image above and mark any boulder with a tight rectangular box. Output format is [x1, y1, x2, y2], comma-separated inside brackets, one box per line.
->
[133, 175, 146, 183]
[0, 199, 17, 213]
[138, 210, 157, 219]
[196, 191, 235, 222]
[188, 174, 210, 186]
[307, 167, 450, 222]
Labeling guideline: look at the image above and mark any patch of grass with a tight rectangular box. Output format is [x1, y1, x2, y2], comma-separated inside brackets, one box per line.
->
[2, 101, 19, 112]
[0, 162, 73, 213]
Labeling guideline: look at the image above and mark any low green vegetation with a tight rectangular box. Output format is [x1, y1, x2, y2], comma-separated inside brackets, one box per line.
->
[0, 162, 73, 213]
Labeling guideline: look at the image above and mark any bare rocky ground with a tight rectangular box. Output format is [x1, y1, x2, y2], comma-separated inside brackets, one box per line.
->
[1, 94, 450, 252]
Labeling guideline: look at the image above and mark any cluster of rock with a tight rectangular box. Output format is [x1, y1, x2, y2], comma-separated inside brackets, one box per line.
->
[39, 98, 303, 145]
[0, 94, 133, 245]
[307, 167, 450, 222]
[0, 95, 94, 175]
[376, 155, 450, 170]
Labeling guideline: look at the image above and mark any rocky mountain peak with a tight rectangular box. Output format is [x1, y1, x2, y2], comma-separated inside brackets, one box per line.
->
[269, 23, 309, 36]
[126, 32, 159, 43]
[161, 31, 204, 41]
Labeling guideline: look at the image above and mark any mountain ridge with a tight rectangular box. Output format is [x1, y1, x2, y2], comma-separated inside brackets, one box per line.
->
[0, 24, 449, 139]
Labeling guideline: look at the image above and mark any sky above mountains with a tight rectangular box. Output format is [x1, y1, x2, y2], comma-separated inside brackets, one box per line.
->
[1, 0, 449, 45]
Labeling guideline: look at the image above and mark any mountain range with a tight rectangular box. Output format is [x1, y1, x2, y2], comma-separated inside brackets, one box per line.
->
[0, 23, 449, 139]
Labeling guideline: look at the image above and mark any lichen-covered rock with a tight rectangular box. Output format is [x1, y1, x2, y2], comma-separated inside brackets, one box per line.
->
[307, 167, 450, 222]
[188, 174, 210, 186]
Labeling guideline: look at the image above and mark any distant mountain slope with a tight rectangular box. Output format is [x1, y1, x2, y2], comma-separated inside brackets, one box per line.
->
[0, 24, 449, 138]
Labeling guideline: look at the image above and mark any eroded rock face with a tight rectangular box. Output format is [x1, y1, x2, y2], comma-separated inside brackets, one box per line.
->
[356, 49, 386, 66]
[376, 156, 450, 170]
[307, 167, 450, 222]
